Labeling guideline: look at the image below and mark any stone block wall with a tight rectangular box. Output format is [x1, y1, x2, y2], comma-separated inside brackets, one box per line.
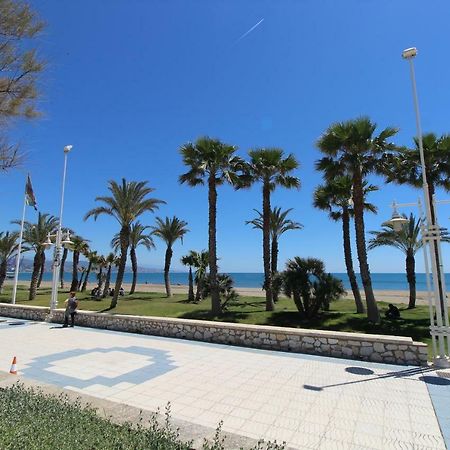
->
[0, 303, 429, 366]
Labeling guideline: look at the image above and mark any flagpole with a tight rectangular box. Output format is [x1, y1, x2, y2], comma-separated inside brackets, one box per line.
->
[12, 191, 27, 305]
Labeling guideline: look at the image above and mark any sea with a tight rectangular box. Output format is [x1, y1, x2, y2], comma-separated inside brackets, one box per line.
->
[14, 272, 450, 292]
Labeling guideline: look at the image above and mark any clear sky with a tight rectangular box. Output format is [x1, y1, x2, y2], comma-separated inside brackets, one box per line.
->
[2, 0, 450, 273]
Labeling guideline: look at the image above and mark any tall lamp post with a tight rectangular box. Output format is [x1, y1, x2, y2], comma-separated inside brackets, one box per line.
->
[43, 145, 73, 317]
[384, 48, 449, 367]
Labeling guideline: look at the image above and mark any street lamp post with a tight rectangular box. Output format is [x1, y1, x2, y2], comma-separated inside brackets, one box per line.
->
[388, 47, 450, 367]
[45, 145, 73, 317]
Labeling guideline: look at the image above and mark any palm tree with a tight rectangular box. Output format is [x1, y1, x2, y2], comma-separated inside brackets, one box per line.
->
[313, 176, 377, 313]
[368, 214, 429, 309]
[151, 216, 189, 298]
[84, 178, 164, 309]
[317, 117, 398, 323]
[113, 222, 155, 294]
[246, 207, 302, 302]
[179, 136, 246, 315]
[180, 252, 196, 302]
[0, 231, 20, 293]
[15, 213, 58, 300]
[36, 248, 45, 288]
[245, 148, 300, 311]
[103, 252, 119, 298]
[281, 257, 345, 319]
[69, 236, 89, 292]
[95, 254, 107, 297]
[192, 250, 209, 302]
[81, 250, 98, 292]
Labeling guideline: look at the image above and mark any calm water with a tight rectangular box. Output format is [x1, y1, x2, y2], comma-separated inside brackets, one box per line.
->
[15, 272, 450, 292]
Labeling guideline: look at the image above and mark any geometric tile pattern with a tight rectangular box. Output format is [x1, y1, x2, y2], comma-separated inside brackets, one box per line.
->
[0, 316, 448, 449]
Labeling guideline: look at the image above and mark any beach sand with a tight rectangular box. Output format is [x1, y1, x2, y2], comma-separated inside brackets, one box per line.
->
[25, 280, 433, 305]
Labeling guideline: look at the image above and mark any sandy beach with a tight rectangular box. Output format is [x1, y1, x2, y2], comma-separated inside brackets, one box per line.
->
[20, 280, 436, 306]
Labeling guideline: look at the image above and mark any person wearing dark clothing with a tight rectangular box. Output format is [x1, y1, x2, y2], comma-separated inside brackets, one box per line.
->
[63, 292, 79, 327]
[385, 303, 400, 319]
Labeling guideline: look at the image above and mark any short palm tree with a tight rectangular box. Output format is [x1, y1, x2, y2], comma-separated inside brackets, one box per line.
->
[368, 214, 433, 309]
[179, 136, 246, 315]
[103, 252, 120, 298]
[245, 148, 300, 311]
[15, 213, 58, 300]
[313, 176, 377, 314]
[0, 231, 20, 293]
[84, 179, 164, 308]
[246, 207, 302, 302]
[180, 252, 196, 302]
[95, 254, 107, 297]
[113, 222, 155, 294]
[81, 250, 98, 292]
[151, 216, 189, 297]
[317, 117, 398, 323]
[192, 250, 209, 302]
[69, 236, 89, 292]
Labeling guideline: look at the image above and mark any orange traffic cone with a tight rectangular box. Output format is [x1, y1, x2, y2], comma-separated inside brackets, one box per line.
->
[9, 356, 17, 375]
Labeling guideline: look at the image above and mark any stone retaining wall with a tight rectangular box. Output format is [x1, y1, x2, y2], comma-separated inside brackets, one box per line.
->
[0, 303, 429, 366]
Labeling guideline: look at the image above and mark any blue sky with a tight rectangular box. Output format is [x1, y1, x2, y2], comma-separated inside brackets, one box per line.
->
[2, 0, 450, 273]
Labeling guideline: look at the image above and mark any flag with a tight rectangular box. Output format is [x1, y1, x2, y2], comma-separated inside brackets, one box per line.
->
[25, 174, 37, 210]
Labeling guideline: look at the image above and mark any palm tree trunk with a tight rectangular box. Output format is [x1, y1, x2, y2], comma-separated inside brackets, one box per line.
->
[0, 260, 7, 294]
[195, 276, 202, 302]
[81, 261, 92, 292]
[60, 247, 68, 289]
[353, 169, 379, 322]
[130, 247, 138, 294]
[427, 182, 445, 315]
[188, 266, 195, 302]
[103, 264, 112, 298]
[208, 174, 221, 315]
[70, 251, 79, 292]
[406, 249, 416, 309]
[77, 270, 85, 291]
[37, 251, 45, 288]
[164, 246, 173, 297]
[111, 226, 129, 309]
[342, 207, 365, 313]
[271, 238, 279, 303]
[262, 181, 274, 312]
[96, 267, 104, 298]
[29, 251, 41, 300]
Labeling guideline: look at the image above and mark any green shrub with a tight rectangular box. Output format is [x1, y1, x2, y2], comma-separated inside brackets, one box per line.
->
[0, 384, 285, 450]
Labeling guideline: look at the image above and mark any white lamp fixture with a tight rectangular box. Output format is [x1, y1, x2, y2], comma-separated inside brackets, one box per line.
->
[383, 204, 409, 232]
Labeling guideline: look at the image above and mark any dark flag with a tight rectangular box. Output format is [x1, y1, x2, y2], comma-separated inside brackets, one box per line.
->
[25, 174, 37, 210]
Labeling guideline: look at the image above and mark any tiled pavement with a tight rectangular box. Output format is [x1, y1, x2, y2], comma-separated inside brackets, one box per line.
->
[0, 316, 449, 449]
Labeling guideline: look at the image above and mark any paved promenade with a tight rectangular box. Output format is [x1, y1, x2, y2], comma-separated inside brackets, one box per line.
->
[0, 316, 449, 449]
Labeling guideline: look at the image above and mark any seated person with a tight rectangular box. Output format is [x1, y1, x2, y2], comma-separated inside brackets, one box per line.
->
[119, 287, 125, 296]
[385, 303, 400, 319]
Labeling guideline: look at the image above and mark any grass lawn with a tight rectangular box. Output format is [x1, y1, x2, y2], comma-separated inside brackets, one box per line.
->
[0, 285, 432, 352]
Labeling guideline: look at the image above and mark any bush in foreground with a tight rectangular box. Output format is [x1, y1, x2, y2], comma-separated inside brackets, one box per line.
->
[0, 384, 284, 450]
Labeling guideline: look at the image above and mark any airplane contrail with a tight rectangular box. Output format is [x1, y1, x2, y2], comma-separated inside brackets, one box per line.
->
[234, 18, 264, 45]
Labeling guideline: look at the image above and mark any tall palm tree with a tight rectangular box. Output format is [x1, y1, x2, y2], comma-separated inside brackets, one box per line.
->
[246, 207, 302, 302]
[0, 231, 20, 294]
[81, 250, 98, 292]
[368, 214, 441, 309]
[112, 222, 155, 294]
[317, 117, 398, 323]
[85, 179, 164, 308]
[180, 252, 196, 302]
[151, 216, 189, 298]
[15, 213, 58, 300]
[245, 148, 300, 311]
[103, 252, 119, 298]
[192, 250, 209, 302]
[313, 176, 377, 313]
[69, 236, 89, 292]
[179, 136, 246, 315]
